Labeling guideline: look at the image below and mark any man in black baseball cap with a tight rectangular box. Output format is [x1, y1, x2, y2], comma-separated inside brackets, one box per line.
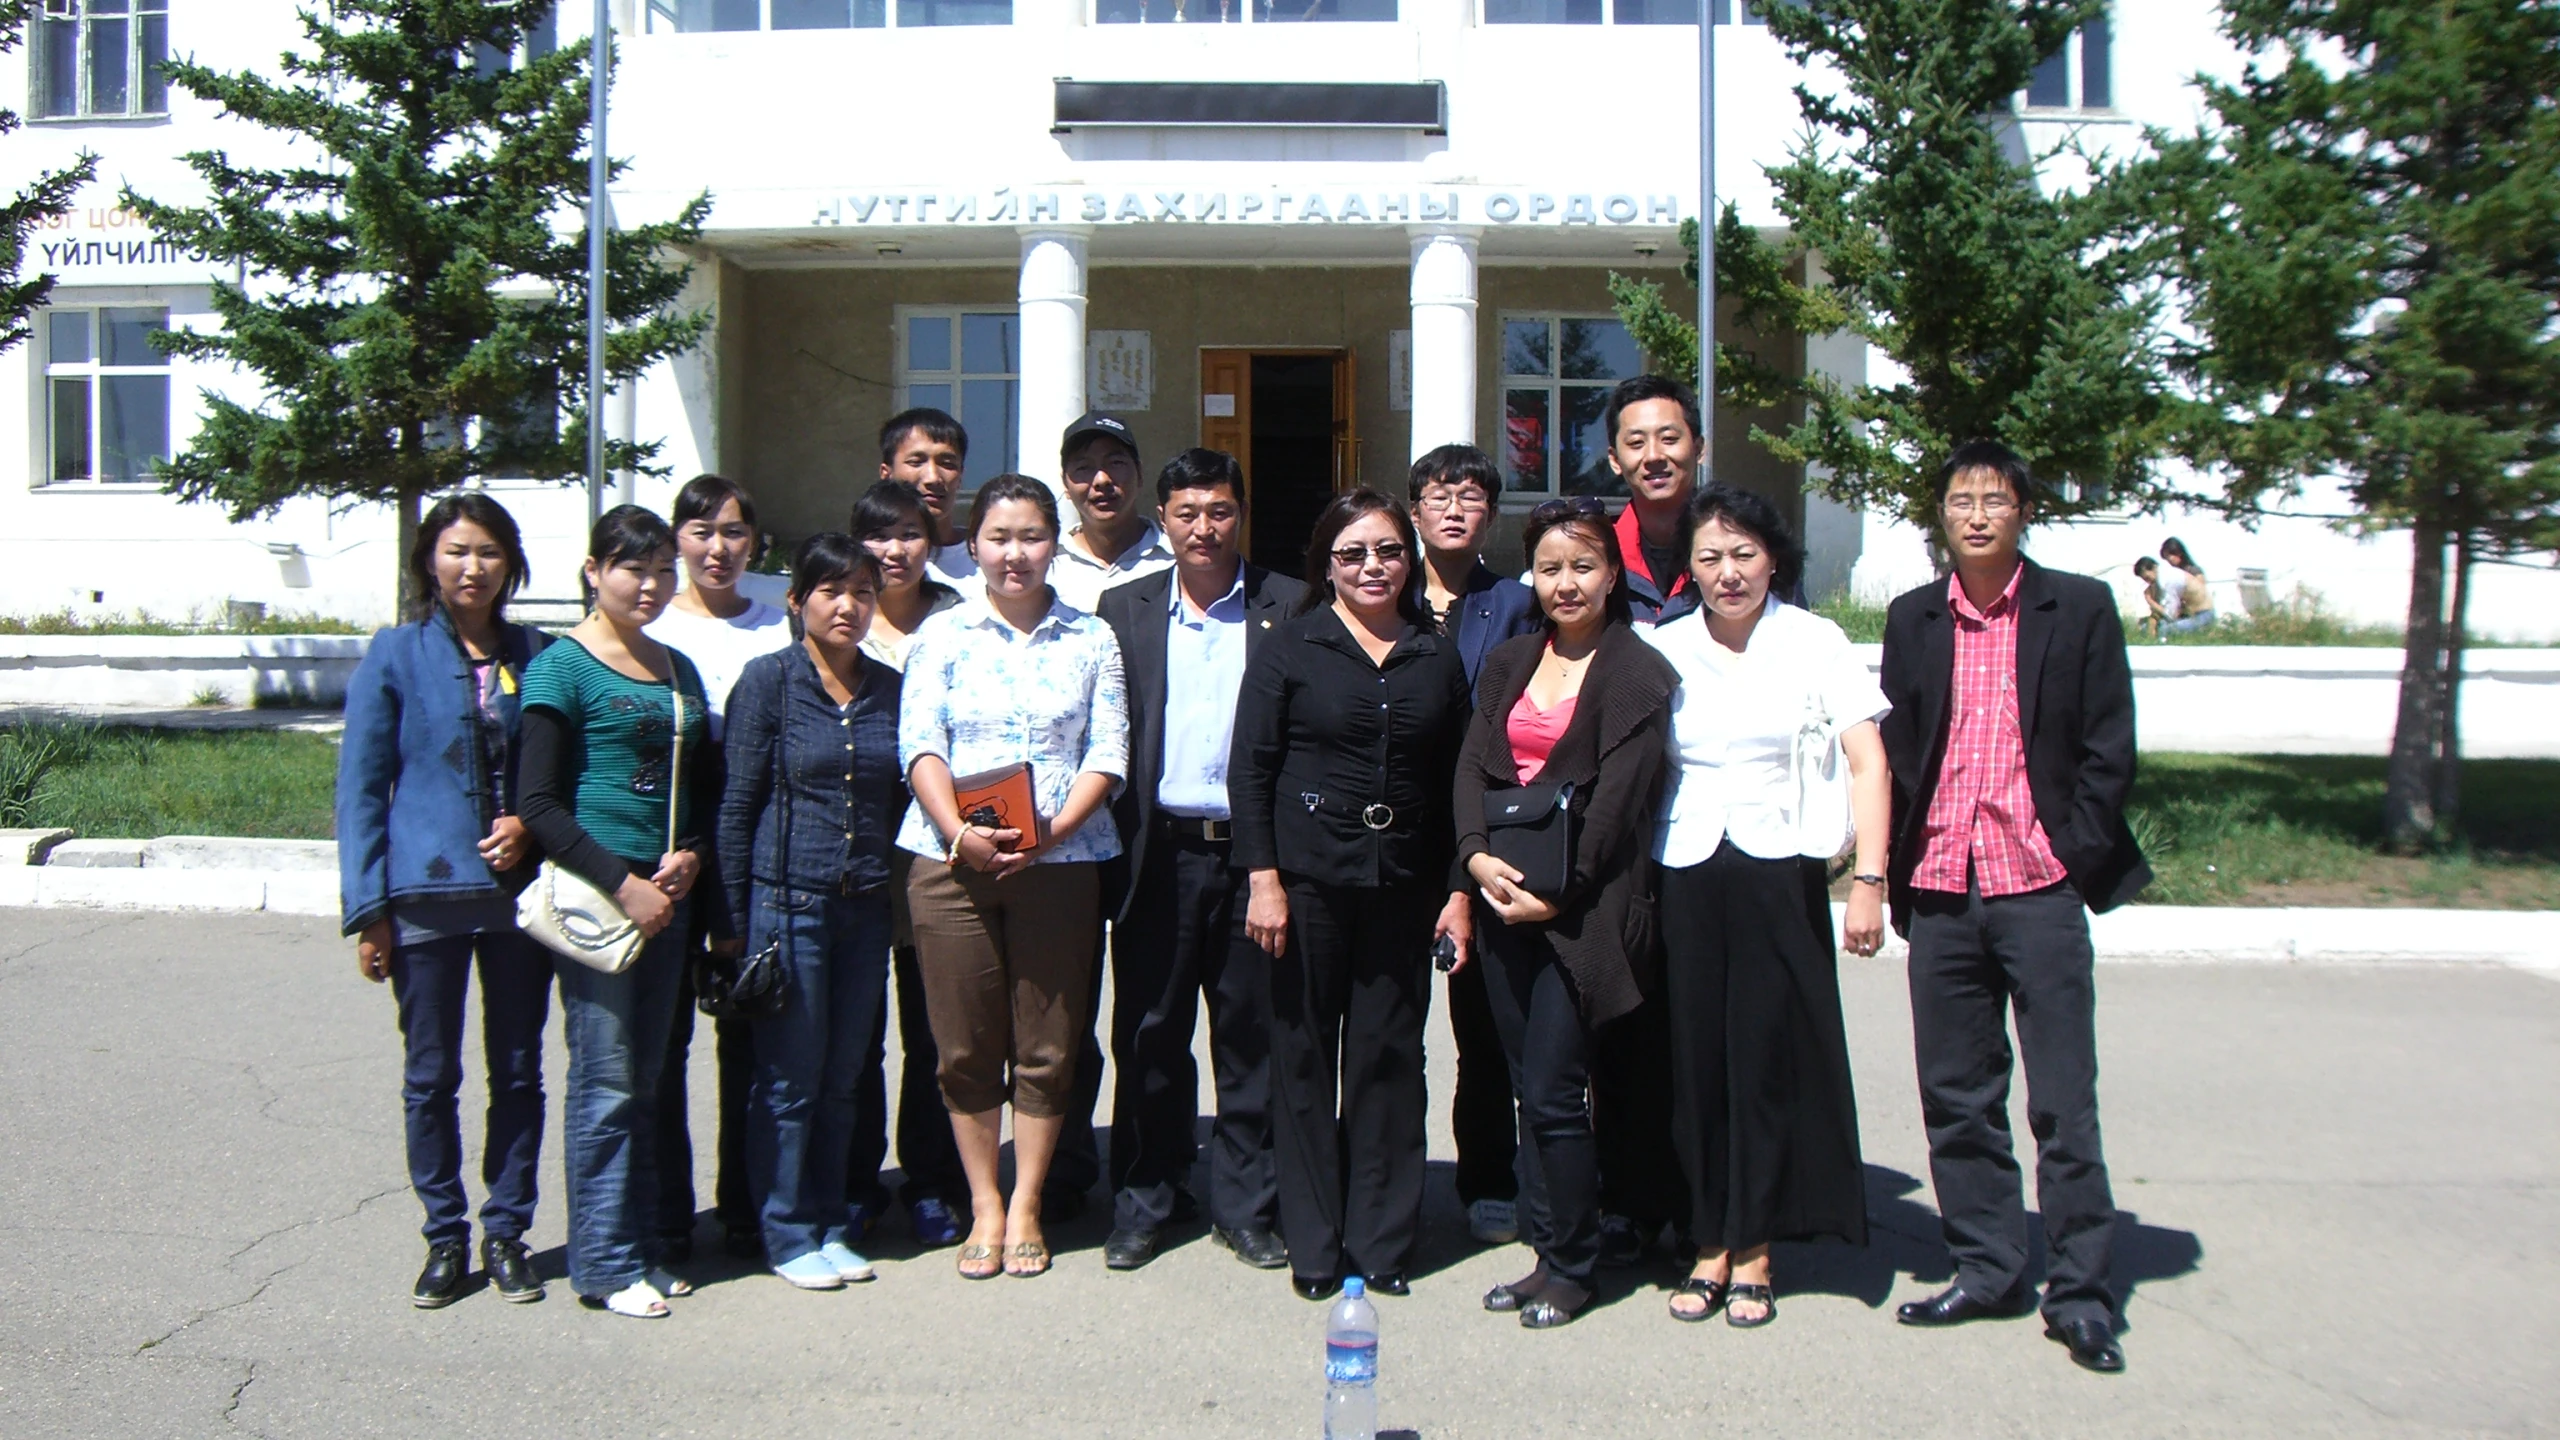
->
[1051, 411, 1173, 612]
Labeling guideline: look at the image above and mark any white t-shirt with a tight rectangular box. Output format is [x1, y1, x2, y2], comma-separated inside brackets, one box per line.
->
[1049, 522, 1175, 614]
[644, 598, 793, 740]
[1642, 598, 1890, 866]
[928, 541, 978, 588]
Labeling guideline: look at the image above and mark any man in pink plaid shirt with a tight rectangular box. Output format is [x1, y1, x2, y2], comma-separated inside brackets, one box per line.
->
[1875, 441, 2152, 1377]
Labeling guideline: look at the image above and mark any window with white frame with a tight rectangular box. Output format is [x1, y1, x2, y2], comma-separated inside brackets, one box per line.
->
[42, 306, 172, 485]
[643, 0, 1012, 29]
[33, 0, 170, 119]
[1482, 0, 1783, 29]
[1498, 314, 1643, 497]
[896, 308, 1019, 488]
[2023, 14, 2111, 110]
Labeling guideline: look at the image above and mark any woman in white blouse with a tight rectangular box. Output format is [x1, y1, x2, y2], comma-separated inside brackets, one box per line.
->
[1641, 484, 1891, 1330]
[896, 474, 1129, 1280]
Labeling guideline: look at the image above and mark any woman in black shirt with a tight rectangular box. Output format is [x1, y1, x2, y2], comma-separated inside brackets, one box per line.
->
[1230, 489, 1473, 1301]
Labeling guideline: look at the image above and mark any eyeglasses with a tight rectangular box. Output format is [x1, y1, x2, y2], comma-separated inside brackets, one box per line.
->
[1942, 494, 2020, 517]
[1329, 541, 1410, 568]
[1527, 496, 1610, 525]
[1416, 492, 1491, 515]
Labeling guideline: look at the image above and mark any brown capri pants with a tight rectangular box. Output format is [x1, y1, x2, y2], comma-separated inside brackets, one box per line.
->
[905, 857, 1100, 1119]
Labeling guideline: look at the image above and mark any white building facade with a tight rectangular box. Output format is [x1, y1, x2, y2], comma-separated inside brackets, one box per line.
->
[6, 0, 2555, 635]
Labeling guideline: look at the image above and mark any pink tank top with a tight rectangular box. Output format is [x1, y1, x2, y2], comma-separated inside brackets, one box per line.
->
[1506, 692, 1578, 783]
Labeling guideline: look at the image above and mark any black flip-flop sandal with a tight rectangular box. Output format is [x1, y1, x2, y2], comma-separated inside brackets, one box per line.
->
[1726, 1282, 1776, 1328]
[1669, 1276, 1729, 1323]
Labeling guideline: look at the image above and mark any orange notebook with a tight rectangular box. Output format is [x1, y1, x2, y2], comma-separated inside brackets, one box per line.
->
[951, 762, 1041, 854]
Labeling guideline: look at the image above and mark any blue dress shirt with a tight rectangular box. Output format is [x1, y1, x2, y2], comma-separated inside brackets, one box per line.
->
[1155, 573, 1249, 818]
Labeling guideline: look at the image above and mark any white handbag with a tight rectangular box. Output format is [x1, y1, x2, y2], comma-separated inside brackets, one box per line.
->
[518, 682, 684, 974]
[1789, 686, 1857, 862]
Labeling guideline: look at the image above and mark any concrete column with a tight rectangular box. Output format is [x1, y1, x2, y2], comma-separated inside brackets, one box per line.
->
[1407, 226, 1480, 461]
[1017, 226, 1092, 507]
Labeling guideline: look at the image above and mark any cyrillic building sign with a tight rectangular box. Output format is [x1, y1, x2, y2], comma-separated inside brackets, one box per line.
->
[811, 187, 1681, 228]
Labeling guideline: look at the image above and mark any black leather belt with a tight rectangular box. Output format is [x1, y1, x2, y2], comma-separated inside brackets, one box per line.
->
[1300, 791, 1395, 832]
[1158, 814, 1232, 842]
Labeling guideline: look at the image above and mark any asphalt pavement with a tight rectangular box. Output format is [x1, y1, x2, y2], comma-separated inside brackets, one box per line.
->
[0, 909, 2551, 1439]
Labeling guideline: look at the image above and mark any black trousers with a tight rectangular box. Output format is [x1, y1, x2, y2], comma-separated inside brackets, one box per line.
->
[1593, 999, 1681, 1232]
[1267, 878, 1436, 1281]
[1047, 913, 1108, 1203]
[1108, 830, 1278, 1233]
[850, 943, 965, 1210]
[1445, 957, 1521, 1208]
[655, 968, 755, 1241]
[1907, 880, 2116, 1326]
[1477, 923, 1600, 1284]
[1661, 844, 1867, 1254]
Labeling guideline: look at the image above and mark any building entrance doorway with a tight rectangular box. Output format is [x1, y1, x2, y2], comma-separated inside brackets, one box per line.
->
[1198, 348, 1357, 575]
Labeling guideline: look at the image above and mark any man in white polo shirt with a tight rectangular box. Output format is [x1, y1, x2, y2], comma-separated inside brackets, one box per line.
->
[1049, 411, 1174, 612]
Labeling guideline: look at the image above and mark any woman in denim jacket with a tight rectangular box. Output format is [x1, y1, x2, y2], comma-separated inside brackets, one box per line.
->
[716, 534, 905, 1291]
[336, 493, 554, 1310]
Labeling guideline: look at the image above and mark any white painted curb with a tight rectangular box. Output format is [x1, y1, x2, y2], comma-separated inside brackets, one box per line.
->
[0, 867, 339, 918]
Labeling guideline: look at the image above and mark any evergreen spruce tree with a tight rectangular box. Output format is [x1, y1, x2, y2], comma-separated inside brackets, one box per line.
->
[124, 1, 710, 612]
[1609, 0, 2165, 530]
[1, 0, 100, 352]
[2124, 0, 2560, 850]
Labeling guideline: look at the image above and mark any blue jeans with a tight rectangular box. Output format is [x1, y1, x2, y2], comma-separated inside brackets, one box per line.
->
[2163, 608, 2217, 635]
[747, 886, 891, 1264]
[389, 930, 553, 1244]
[554, 903, 690, 1298]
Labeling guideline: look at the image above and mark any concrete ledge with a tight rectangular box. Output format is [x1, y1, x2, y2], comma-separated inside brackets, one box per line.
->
[0, 634, 369, 708]
[142, 836, 336, 871]
[45, 838, 144, 868]
[0, 867, 292, 912]
[1830, 903, 2558, 975]
[0, 828, 73, 865]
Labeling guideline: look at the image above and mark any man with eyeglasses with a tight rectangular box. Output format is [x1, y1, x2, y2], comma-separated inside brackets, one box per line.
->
[1407, 444, 1541, 1249]
[1878, 440, 2150, 1376]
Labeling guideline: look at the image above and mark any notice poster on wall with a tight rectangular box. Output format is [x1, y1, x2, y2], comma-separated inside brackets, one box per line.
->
[1089, 330, 1153, 412]
[1388, 330, 1412, 412]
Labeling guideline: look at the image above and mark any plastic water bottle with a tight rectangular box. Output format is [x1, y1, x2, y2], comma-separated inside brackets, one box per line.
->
[1323, 1275, 1379, 1440]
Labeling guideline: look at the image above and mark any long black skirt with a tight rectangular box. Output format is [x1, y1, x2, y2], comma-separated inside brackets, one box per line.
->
[1659, 840, 1868, 1250]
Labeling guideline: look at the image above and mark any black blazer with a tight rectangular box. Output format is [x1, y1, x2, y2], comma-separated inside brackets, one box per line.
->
[1229, 605, 1473, 891]
[1877, 558, 2152, 934]
[1435, 560, 1542, 686]
[1097, 563, 1307, 923]
[1451, 623, 1678, 1026]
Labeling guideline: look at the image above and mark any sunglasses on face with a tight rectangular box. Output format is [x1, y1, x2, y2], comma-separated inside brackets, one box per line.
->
[1330, 541, 1410, 567]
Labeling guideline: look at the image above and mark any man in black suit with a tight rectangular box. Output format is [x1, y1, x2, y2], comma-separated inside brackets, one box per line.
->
[1094, 448, 1307, 1272]
[1877, 440, 2150, 1375]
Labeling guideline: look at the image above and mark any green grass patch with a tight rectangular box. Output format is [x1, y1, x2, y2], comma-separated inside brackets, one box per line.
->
[2130, 753, 2560, 908]
[0, 724, 338, 840]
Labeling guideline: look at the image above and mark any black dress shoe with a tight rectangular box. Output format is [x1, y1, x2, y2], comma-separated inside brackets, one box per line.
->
[1896, 1284, 2030, 1327]
[1361, 1272, 1409, 1297]
[1103, 1227, 1160, 1270]
[1212, 1225, 1290, 1270]
[1483, 1259, 1551, 1314]
[1291, 1273, 1341, 1302]
[1519, 1277, 1592, 1330]
[412, 1239, 469, 1309]
[2046, 1318, 2126, 1374]
[1596, 1214, 1645, 1269]
[481, 1236, 544, 1303]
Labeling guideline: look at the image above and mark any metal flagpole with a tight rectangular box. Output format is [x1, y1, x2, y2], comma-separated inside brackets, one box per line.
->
[1697, 0, 1716, 482]
[586, 0, 611, 527]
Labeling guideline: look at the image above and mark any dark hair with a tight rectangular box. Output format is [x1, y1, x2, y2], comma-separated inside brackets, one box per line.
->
[1407, 443, 1501, 502]
[1676, 483, 1806, 598]
[1156, 447, 1245, 507]
[582, 504, 675, 607]
[408, 492, 530, 622]
[1932, 439, 2037, 511]
[878, 407, 967, 466]
[2159, 536, 2199, 571]
[1602, 374, 1704, 447]
[788, 531, 883, 606]
[851, 479, 934, 541]
[1522, 496, 1634, 628]
[1300, 488, 1431, 627]
[967, 473, 1062, 542]
[671, 473, 758, 533]
[2132, 556, 2159, 577]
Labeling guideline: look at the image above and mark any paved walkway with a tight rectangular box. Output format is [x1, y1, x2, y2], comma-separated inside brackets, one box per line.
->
[0, 909, 2551, 1438]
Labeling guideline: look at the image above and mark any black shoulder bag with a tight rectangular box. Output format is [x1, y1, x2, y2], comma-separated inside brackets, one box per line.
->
[1482, 779, 1576, 901]
[695, 667, 788, 1020]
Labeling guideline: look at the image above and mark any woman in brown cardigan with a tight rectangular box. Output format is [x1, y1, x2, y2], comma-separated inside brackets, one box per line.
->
[1453, 497, 1679, 1328]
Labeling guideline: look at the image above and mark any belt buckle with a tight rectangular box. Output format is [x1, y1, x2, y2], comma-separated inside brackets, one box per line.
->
[1360, 803, 1394, 831]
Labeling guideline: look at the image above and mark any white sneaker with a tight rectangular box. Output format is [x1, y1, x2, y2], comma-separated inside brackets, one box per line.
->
[774, 1252, 847, 1290]
[819, 1241, 876, 1283]
[1468, 1198, 1519, 1245]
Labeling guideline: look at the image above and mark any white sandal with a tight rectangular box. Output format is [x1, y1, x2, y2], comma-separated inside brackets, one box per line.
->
[602, 1281, 670, 1318]
[646, 1267, 694, 1299]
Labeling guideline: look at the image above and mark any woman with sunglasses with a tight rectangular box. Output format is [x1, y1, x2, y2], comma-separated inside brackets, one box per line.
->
[1452, 497, 1679, 1329]
[1230, 489, 1474, 1302]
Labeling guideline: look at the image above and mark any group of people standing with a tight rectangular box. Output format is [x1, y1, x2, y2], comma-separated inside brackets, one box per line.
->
[338, 373, 2147, 1375]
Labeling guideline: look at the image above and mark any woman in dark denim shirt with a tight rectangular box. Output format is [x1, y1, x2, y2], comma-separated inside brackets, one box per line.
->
[335, 494, 554, 1310]
[716, 535, 906, 1290]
